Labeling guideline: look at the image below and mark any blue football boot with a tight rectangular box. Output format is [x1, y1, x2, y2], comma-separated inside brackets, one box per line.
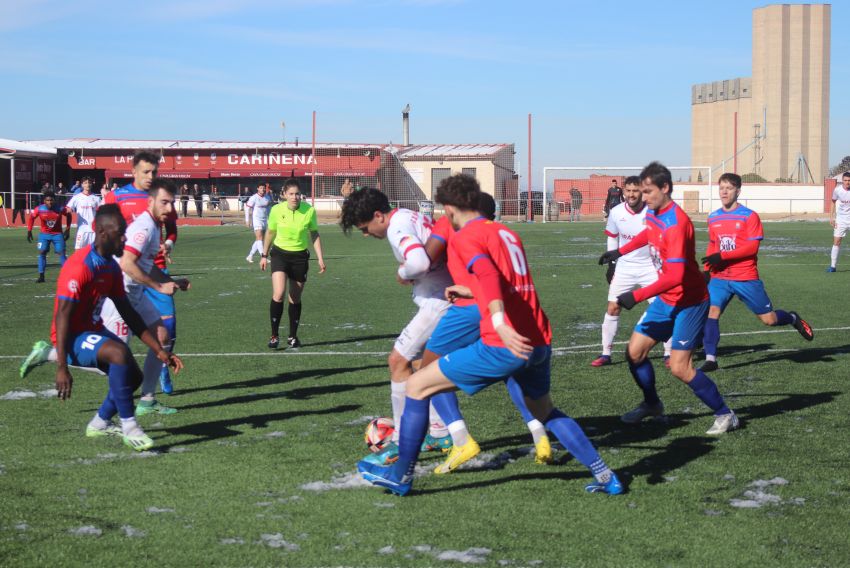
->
[159, 365, 173, 395]
[361, 442, 399, 466]
[585, 472, 625, 495]
[357, 460, 413, 496]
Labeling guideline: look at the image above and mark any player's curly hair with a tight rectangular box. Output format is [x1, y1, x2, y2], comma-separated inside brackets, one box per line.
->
[339, 187, 390, 234]
[639, 161, 673, 195]
[435, 174, 480, 211]
[133, 150, 161, 168]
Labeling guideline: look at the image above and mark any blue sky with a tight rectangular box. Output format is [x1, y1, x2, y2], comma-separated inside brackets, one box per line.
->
[2, 0, 846, 188]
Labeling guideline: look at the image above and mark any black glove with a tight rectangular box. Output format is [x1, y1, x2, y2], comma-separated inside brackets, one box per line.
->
[605, 261, 616, 284]
[617, 291, 637, 310]
[27, 231, 33, 243]
[598, 250, 622, 265]
[63, 230, 70, 242]
[701, 252, 723, 268]
[703, 270, 712, 284]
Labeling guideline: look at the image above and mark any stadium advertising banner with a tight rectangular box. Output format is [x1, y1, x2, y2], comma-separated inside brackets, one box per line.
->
[36, 159, 53, 184]
[69, 150, 378, 177]
[14, 159, 34, 192]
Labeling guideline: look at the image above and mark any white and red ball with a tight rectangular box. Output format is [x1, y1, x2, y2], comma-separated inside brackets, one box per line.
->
[364, 417, 395, 453]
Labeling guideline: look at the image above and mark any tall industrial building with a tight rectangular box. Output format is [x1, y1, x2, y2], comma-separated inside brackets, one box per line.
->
[692, 4, 830, 183]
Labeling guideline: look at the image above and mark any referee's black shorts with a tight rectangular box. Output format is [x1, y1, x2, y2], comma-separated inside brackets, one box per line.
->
[270, 246, 310, 282]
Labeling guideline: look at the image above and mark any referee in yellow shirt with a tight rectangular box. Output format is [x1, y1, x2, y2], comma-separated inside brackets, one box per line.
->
[260, 179, 326, 348]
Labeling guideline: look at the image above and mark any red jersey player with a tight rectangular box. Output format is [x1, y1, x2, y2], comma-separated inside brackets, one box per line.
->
[27, 192, 72, 283]
[50, 204, 182, 452]
[699, 173, 812, 372]
[357, 174, 622, 497]
[599, 162, 739, 435]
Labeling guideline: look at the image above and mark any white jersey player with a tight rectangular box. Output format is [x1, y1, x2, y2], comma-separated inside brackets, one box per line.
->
[66, 178, 101, 250]
[339, 190, 452, 465]
[827, 171, 850, 272]
[100, 181, 189, 415]
[246, 184, 272, 263]
[591, 177, 671, 367]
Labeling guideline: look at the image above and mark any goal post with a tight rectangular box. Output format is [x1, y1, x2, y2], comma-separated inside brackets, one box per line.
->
[541, 166, 713, 223]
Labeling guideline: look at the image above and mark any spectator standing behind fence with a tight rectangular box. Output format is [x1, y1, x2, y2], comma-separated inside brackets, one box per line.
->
[239, 187, 250, 215]
[340, 178, 354, 198]
[210, 185, 220, 211]
[179, 184, 190, 217]
[100, 183, 110, 200]
[192, 183, 203, 217]
[570, 187, 583, 222]
[603, 179, 623, 219]
[12, 190, 28, 224]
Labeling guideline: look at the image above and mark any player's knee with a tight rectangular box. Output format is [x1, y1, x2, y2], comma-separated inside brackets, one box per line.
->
[100, 341, 134, 366]
[668, 357, 693, 380]
[625, 345, 646, 366]
[387, 351, 408, 375]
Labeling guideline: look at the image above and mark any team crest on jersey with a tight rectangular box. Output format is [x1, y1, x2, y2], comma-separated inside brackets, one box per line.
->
[68, 279, 79, 294]
[46, 220, 56, 229]
[719, 235, 736, 252]
[134, 232, 146, 244]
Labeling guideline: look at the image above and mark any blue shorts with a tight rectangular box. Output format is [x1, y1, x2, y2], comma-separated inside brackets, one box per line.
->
[438, 341, 551, 399]
[708, 278, 773, 315]
[65, 329, 124, 370]
[37, 233, 65, 255]
[635, 299, 709, 351]
[144, 285, 176, 319]
[425, 304, 481, 355]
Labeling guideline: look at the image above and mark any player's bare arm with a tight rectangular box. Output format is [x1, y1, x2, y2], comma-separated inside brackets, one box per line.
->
[445, 284, 473, 302]
[259, 229, 276, 271]
[113, 296, 183, 373]
[53, 299, 75, 400]
[120, 249, 177, 295]
[310, 231, 326, 273]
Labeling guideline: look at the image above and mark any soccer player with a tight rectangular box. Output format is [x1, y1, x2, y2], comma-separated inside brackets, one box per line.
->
[599, 162, 738, 435]
[246, 183, 272, 263]
[592, 176, 672, 367]
[260, 179, 326, 349]
[827, 171, 850, 272]
[340, 188, 459, 467]
[357, 174, 623, 496]
[50, 204, 182, 451]
[100, 179, 190, 416]
[699, 173, 813, 372]
[66, 176, 101, 251]
[27, 192, 71, 283]
[422, 191, 553, 470]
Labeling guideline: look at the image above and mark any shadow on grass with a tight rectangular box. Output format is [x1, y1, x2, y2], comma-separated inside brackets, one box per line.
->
[176, 380, 385, 410]
[716, 346, 849, 371]
[296, 334, 398, 348]
[155, 403, 360, 451]
[174, 364, 386, 395]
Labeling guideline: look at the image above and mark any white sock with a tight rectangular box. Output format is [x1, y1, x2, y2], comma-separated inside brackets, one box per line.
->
[601, 313, 619, 356]
[141, 349, 161, 398]
[705, 354, 717, 362]
[527, 419, 547, 444]
[390, 381, 407, 442]
[89, 413, 109, 430]
[663, 338, 672, 357]
[120, 416, 142, 436]
[429, 402, 448, 438]
[48, 348, 57, 362]
[447, 420, 469, 446]
[831, 245, 840, 268]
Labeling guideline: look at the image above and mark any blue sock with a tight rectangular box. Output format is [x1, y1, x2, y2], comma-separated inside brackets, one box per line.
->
[544, 408, 606, 473]
[38, 253, 47, 274]
[161, 318, 177, 379]
[59, 253, 66, 267]
[688, 370, 729, 415]
[395, 397, 429, 478]
[627, 357, 660, 405]
[97, 393, 118, 421]
[773, 309, 794, 326]
[108, 364, 136, 419]
[431, 392, 462, 427]
[703, 318, 720, 357]
[505, 377, 535, 423]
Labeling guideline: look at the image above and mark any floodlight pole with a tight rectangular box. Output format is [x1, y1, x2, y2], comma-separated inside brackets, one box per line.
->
[311, 111, 316, 206]
[525, 113, 528, 223]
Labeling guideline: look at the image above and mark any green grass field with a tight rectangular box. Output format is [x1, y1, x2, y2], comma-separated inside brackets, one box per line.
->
[1, 220, 848, 567]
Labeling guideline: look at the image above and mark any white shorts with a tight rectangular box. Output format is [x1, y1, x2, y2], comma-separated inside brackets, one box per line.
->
[75, 227, 95, 250]
[253, 220, 268, 232]
[393, 298, 450, 361]
[100, 290, 162, 343]
[834, 221, 850, 238]
[608, 265, 661, 302]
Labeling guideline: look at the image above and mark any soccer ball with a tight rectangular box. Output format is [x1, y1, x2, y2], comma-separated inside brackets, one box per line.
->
[364, 417, 395, 453]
